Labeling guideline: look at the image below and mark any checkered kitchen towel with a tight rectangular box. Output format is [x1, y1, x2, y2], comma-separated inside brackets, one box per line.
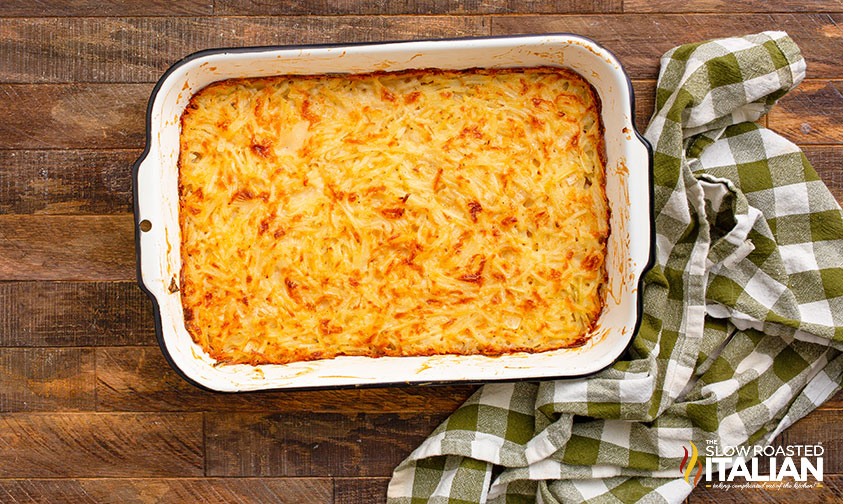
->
[388, 32, 843, 504]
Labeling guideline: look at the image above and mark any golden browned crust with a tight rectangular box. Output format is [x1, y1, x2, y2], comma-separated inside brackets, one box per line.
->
[178, 67, 609, 365]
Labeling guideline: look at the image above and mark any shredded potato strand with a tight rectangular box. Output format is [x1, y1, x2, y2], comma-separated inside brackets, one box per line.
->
[178, 67, 609, 365]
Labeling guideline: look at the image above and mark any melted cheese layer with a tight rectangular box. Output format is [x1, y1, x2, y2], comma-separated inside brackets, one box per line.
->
[178, 67, 609, 365]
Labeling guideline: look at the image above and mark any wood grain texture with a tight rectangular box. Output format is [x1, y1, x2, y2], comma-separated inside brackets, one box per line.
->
[688, 476, 842, 503]
[0, 413, 203, 477]
[491, 14, 843, 79]
[803, 146, 843, 204]
[625, 0, 843, 13]
[0, 281, 155, 347]
[335, 478, 390, 504]
[768, 409, 842, 474]
[0, 348, 95, 412]
[0, 150, 140, 215]
[0, 215, 135, 281]
[215, 0, 621, 15]
[3, 14, 842, 84]
[0, 16, 488, 83]
[817, 388, 843, 410]
[0, 80, 826, 154]
[206, 412, 448, 477]
[0, 1, 212, 17]
[0, 79, 655, 151]
[96, 346, 476, 413]
[633, 80, 656, 132]
[0, 84, 150, 149]
[0, 478, 333, 504]
[769, 80, 843, 145]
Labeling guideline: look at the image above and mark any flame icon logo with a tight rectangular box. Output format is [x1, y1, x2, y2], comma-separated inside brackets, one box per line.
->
[680, 441, 703, 486]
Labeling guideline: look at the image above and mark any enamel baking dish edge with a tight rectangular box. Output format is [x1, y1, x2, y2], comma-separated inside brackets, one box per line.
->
[133, 34, 654, 392]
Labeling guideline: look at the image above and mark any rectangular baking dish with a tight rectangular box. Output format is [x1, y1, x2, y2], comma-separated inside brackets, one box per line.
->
[133, 34, 654, 392]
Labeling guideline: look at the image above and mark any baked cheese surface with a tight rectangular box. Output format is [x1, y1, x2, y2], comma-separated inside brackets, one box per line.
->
[178, 67, 609, 365]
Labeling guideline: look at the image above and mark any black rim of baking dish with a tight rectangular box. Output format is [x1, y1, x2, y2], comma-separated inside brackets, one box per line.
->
[132, 33, 656, 394]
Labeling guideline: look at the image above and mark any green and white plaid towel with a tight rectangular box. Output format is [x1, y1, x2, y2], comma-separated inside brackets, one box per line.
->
[388, 32, 843, 504]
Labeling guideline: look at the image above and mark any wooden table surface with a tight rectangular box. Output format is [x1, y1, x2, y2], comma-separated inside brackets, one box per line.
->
[0, 1, 841, 503]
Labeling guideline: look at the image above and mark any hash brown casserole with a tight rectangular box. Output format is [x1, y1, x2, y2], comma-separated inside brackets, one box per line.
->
[178, 67, 609, 365]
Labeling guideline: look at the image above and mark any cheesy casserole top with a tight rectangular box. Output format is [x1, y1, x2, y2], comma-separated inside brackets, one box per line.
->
[178, 67, 609, 365]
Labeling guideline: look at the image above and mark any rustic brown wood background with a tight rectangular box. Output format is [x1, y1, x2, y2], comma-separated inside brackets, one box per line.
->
[0, 1, 841, 503]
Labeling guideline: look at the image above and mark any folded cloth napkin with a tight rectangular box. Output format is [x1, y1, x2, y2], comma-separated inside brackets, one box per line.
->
[387, 32, 843, 504]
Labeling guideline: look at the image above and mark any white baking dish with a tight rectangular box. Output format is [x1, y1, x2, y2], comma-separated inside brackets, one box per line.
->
[133, 34, 653, 392]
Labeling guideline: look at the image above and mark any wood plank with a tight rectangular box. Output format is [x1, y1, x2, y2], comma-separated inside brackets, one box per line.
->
[4, 15, 841, 84]
[0, 348, 95, 412]
[0, 478, 332, 504]
[215, 0, 620, 15]
[0, 215, 135, 281]
[0, 16, 489, 84]
[0, 80, 656, 151]
[633, 79, 656, 133]
[817, 388, 843, 410]
[96, 346, 476, 413]
[625, 0, 843, 13]
[0, 79, 828, 152]
[491, 14, 843, 79]
[0, 84, 150, 149]
[205, 412, 448, 477]
[688, 475, 841, 503]
[761, 409, 842, 474]
[0, 150, 140, 215]
[0, 281, 155, 347]
[335, 478, 389, 504]
[768, 80, 843, 145]
[0, 1, 212, 17]
[0, 413, 203, 477]
[802, 146, 843, 204]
